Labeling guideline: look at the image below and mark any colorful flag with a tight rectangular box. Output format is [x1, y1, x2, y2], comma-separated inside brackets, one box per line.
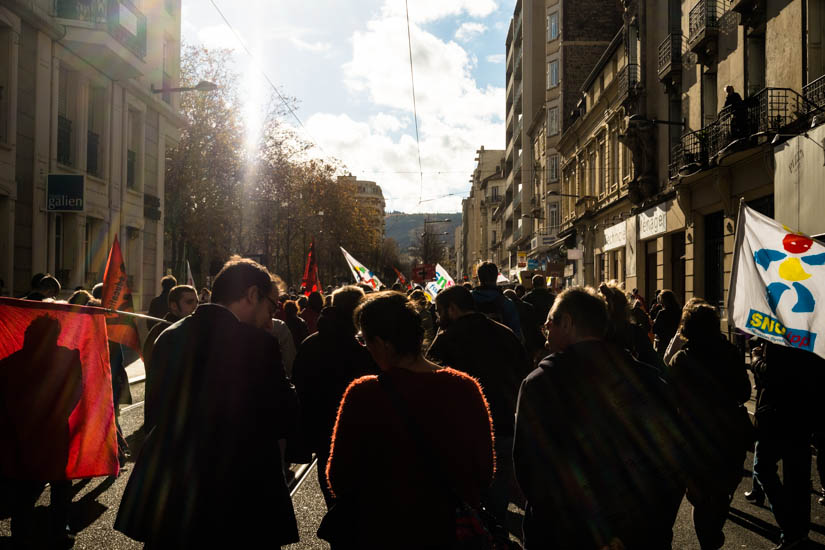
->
[729, 203, 825, 359]
[301, 239, 321, 296]
[0, 298, 119, 480]
[340, 247, 383, 290]
[101, 235, 140, 354]
[186, 259, 195, 288]
[434, 263, 455, 290]
[393, 266, 411, 290]
[496, 272, 509, 285]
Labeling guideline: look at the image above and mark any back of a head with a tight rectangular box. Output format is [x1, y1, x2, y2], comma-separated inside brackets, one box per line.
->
[91, 283, 104, 299]
[210, 256, 272, 306]
[477, 262, 498, 286]
[283, 300, 299, 317]
[503, 288, 518, 300]
[435, 285, 475, 313]
[355, 291, 423, 357]
[515, 284, 526, 298]
[331, 285, 365, 320]
[297, 296, 308, 310]
[161, 274, 177, 292]
[660, 289, 680, 311]
[168, 285, 196, 307]
[68, 289, 92, 305]
[30, 273, 46, 290]
[307, 291, 324, 312]
[357, 283, 374, 294]
[551, 287, 608, 339]
[37, 275, 61, 297]
[598, 282, 630, 329]
[531, 274, 546, 289]
[681, 302, 721, 349]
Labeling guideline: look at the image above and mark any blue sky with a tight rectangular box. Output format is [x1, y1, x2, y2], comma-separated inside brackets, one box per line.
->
[182, 0, 515, 212]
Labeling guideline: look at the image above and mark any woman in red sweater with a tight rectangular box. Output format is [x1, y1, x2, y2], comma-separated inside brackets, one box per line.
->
[325, 291, 495, 549]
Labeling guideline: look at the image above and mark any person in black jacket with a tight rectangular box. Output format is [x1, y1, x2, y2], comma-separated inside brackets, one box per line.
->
[427, 285, 532, 527]
[523, 274, 555, 330]
[513, 287, 684, 549]
[653, 289, 681, 357]
[666, 302, 751, 550]
[116, 256, 299, 548]
[291, 285, 379, 509]
[147, 275, 176, 330]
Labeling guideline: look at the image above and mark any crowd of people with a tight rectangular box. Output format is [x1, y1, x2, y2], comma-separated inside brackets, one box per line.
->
[3, 258, 825, 549]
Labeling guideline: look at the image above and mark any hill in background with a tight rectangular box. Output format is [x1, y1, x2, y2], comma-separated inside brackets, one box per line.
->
[385, 212, 462, 251]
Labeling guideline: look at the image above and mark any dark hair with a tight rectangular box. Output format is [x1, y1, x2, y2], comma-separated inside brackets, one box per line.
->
[659, 289, 680, 311]
[168, 285, 197, 307]
[30, 273, 46, 290]
[283, 300, 299, 317]
[37, 275, 61, 296]
[307, 291, 324, 312]
[161, 274, 178, 292]
[92, 283, 104, 299]
[681, 302, 721, 347]
[297, 296, 308, 310]
[550, 287, 608, 339]
[477, 262, 498, 286]
[598, 282, 630, 343]
[68, 289, 93, 305]
[515, 284, 526, 297]
[532, 274, 546, 288]
[355, 291, 424, 357]
[435, 285, 475, 313]
[331, 285, 365, 321]
[210, 256, 273, 306]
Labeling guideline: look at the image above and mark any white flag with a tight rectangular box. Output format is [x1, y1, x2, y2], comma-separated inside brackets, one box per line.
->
[186, 260, 195, 288]
[729, 203, 825, 359]
[434, 263, 455, 291]
[340, 247, 383, 290]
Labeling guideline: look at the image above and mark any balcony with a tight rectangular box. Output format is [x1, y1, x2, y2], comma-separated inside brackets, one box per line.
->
[617, 64, 640, 102]
[803, 74, 825, 112]
[515, 82, 523, 112]
[670, 87, 810, 178]
[512, 225, 522, 243]
[515, 12, 522, 40]
[87, 131, 100, 177]
[688, 0, 723, 56]
[487, 194, 503, 206]
[729, 0, 757, 14]
[514, 152, 522, 176]
[515, 49, 523, 81]
[54, 0, 147, 79]
[657, 33, 682, 83]
[57, 115, 72, 166]
[513, 190, 522, 211]
[514, 117, 522, 147]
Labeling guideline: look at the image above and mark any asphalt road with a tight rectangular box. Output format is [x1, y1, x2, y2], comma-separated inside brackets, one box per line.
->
[2, 385, 824, 549]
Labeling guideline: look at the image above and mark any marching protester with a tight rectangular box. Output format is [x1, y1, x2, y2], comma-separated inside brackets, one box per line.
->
[666, 301, 752, 550]
[147, 275, 177, 330]
[283, 300, 310, 349]
[652, 289, 681, 358]
[472, 262, 522, 341]
[427, 285, 531, 529]
[116, 256, 299, 548]
[598, 282, 662, 372]
[23, 274, 61, 302]
[504, 289, 543, 361]
[513, 287, 684, 549]
[300, 291, 324, 335]
[522, 275, 555, 333]
[142, 284, 198, 374]
[323, 291, 494, 549]
[292, 285, 379, 509]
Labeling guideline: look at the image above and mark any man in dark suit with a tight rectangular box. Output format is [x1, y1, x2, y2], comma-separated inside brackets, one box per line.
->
[146, 275, 177, 330]
[116, 256, 300, 548]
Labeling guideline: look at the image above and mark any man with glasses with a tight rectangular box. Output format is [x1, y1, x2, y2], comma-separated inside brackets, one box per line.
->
[117, 256, 300, 548]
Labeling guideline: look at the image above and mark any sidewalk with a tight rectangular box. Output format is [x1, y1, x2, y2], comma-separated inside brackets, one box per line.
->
[125, 357, 145, 382]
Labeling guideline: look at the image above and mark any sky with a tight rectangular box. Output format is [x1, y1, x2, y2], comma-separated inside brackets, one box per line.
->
[181, 0, 515, 213]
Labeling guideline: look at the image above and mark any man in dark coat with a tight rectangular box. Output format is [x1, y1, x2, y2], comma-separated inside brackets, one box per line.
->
[291, 285, 379, 508]
[472, 261, 522, 340]
[427, 285, 532, 527]
[142, 284, 198, 376]
[513, 287, 684, 549]
[146, 274, 177, 330]
[523, 274, 555, 327]
[116, 257, 300, 548]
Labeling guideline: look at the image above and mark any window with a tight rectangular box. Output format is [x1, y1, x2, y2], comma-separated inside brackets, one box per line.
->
[609, 127, 619, 190]
[598, 139, 606, 196]
[127, 109, 143, 191]
[548, 203, 559, 232]
[162, 39, 177, 105]
[548, 154, 559, 183]
[0, 27, 11, 144]
[57, 66, 73, 166]
[87, 87, 105, 178]
[549, 60, 559, 88]
[548, 12, 559, 41]
[547, 107, 559, 136]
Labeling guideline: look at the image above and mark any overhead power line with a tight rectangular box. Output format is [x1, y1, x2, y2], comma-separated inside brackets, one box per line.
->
[404, 0, 424, 205]
[208, 0, 328, 157]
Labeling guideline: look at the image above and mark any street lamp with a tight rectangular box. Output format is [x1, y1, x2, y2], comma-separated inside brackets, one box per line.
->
[151, 80, 219, 94]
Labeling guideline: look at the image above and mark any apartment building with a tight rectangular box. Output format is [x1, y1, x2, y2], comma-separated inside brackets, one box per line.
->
[338, 175, 386, 240]
[458, 147, 504, 280]
[0, 0, 183, 307]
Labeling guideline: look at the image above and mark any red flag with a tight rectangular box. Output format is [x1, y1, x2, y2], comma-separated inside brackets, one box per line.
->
[101, 235, 140, 353]
[0, 298, 119, 480]
[301, 239, 320, 296]
[393, 266, 412, 290]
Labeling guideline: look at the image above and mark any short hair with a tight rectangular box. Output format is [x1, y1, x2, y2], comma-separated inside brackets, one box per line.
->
[725, 85, 735, 93]
[168, 285, 197, 307]
[210, 256, 273, 306]
[331, 285, 365, 320]
[92, 283, 104, 299]
[477, 262, 498, 285]
[515, 284, 526, 297]
[503, 288, 517, 300]
[598, 281, 630, 331]
[659, 289, 680, 311]
[68, 289, 93, 305]
[161, 274, 177, 292]
[30, 273, 46, 290]
[37, 275, 61, 296]
[297, 296, 308, 309]
[681, 301, 721, 345]
[435, 285, 475, 313]
[307, 291, 324, 312]
[283, 300, 299, 317]
[678, 297, 708, 332]
[550, 287, 608, 339]
[532, 274, 546, 289]
[355, 291, 423, 357]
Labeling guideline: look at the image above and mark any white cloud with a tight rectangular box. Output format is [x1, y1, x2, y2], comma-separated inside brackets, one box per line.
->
[197, 25, 244, 50]
[370, 112, 408, 133]
[455, 22, 487, 42]
[289, 37, 332, 52]
[486, 53, 505, 64]
[380, 0, 498, 23]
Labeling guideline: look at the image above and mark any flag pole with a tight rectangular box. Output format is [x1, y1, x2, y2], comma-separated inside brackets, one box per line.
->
[726, 197, 746, 331]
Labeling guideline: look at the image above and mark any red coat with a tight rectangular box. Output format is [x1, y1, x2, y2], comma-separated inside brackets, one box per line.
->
[327, 367, 494, 549]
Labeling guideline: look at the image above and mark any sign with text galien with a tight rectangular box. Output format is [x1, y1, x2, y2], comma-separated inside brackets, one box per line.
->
[47, 174, 85, 212]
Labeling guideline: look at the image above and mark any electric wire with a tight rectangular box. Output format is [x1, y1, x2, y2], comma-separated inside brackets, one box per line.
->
[208, 0, 329, 158]
[404, 0, 425, 205]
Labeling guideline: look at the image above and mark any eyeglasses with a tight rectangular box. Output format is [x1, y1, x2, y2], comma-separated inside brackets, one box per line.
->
[355, 331, 366, 346]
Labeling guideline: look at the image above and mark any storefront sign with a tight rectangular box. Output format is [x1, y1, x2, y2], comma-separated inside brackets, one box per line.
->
[639, 204, 667, 240]
[47, 174, 84, 212]
[567, 247, 583, 260]
[563, 263, 575, 278]
[527, 258, 539, 270]
[517, 251, 527, 268]
[603, 220, 627, 251]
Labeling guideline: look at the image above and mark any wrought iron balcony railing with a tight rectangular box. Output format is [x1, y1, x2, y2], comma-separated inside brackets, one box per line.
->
[688, 0, 723, 51]
[54, 0, 147, 59]
[803, 74, 825, 112]
[617, 64, 640, 100]
[657, 33, 682, 80]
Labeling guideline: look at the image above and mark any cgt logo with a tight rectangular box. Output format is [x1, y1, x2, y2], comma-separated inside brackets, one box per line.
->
[747, 309, 816, 352]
